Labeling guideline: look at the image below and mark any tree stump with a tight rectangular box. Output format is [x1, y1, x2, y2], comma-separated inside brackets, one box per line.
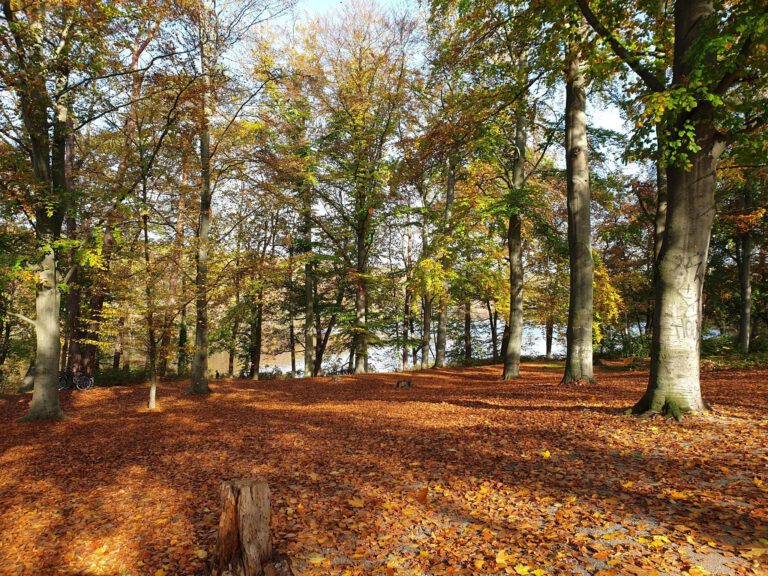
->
[216, 479, 276, 576]
[394, 379, 413, 389]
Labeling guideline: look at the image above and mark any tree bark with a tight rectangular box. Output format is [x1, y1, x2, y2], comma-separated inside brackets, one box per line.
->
[502, 112, 527, 380]
[434, 155, 458, 368]
[737, 187, 752, 355]
[545, 317, 554, 359]
[216, 480, 272, 576]
[562, 41, 595, 385]
[633, 0, 721, 415]
[189, 13, 213, 395]
[420, 297, 431, 370]
[463, 300, 472, 363]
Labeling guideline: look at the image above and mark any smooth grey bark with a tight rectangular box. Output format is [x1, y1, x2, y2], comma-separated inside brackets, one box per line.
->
[353, 219, 369, 374]
[9, 3, 68, 421]
[141, 179, 159, 410]
[737, 187, 753, 355]
[435, 155, 458, 368]
[420, 297, 432, 370]
[190, 15, 213, 395]
[248, 288, 264, 380]
[502, 113, 527, 380]
[562, 43, 595, 385]
[632, 0, 724, 415]
[654, 124, 668, 262]
[303, 190, 315, 378]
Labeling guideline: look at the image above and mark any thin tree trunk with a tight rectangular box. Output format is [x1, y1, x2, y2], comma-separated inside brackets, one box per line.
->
[562, 40, 595, 385]
[464, 300, 472, 364]
[249, 288, 264, 380]
[303, 192, 315, 378]
[420, 297, 431, 369]
[113, 316, 124, 370]
[435, 155, 458, 368]
[545, 317, 554, 359]
[354, 221, 368, 374]
[142, 181, 159, 409]
[737, 187, 753, 354]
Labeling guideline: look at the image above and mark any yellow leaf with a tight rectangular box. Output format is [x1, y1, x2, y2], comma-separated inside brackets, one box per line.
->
[195, 549, 208, 559]
[532, 570, 547, 576]
[307, 552, 325, 565]
[473, 559, 485, 570]
[514, 564, 530, 575]
[540, 450, 551, 459]
[155, 570, 166, 576]
[496, 549, 512, 566]
[348, 497, 365, 508]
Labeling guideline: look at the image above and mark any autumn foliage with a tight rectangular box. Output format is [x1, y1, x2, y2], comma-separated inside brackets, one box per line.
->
[0, 364, 766, 575]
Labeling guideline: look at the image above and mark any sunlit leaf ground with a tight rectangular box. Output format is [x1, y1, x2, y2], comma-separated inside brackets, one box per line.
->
[1, 363, 766, 576]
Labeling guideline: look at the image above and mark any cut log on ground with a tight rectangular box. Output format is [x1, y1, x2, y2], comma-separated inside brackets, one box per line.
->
[215, 479, 294, 576]
[394, 380, 413, 389]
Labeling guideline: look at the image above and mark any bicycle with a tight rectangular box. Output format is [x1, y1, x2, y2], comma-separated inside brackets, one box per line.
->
[58, 370, 95, 391]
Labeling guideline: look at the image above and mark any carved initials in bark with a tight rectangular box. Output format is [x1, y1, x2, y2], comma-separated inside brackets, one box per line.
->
[216, 479, 294, 576]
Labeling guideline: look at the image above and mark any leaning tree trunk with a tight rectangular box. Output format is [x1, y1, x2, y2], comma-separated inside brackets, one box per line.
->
[502, 113, 527, 380]
[562, 44, 595, 385]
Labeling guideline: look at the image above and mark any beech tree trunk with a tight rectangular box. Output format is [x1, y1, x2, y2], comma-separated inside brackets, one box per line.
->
[190, 16, 213, 395]
[562, 43, 594, 385]
[632, 0, 724, 415]
[25, 247, 64, 421]
[502, 113, 527, 380]
[434, 155, 458, 368]
[737, 187, 752, 355]
[420, 297, 431, 370]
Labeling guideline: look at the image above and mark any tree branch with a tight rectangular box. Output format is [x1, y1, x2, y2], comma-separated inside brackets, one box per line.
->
[575, 0, 665, 92]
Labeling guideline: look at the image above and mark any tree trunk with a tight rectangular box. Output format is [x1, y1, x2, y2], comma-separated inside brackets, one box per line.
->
[420, 297, 431, 370]
[502, 214, 524, 379]
[113, 316, 124, 370]
[545, 317, 554, 359]
[633, 0, 722, 415]
[403, 286, 411, 370]
[737, 187, 752, 355]
[434, 155, 458, 368]
[464, 300, 472, 364]
[562, 42, 595, 385]
[435, 307, 447, 368]
[189, 19, 213, 395]
[303, 194, 315, 378]
[216, 480, 273, 576]
[249, 289, 264, 380]
[24, 247, 64, 421]
[141, 181, 159, 410]
[353, 279, 368, 374]
[502, 110, 527, 379]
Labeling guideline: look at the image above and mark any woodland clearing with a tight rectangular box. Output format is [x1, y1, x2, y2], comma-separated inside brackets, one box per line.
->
[0, 363, 766, 576]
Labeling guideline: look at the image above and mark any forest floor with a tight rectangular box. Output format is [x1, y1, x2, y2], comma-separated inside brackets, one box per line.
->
[0, 363, 766, 576]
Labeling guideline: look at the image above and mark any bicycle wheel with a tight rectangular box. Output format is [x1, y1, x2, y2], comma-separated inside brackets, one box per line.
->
[75, 374, 93, 391]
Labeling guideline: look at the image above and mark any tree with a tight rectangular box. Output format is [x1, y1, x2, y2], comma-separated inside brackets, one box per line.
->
[578, 0, 768, 413]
